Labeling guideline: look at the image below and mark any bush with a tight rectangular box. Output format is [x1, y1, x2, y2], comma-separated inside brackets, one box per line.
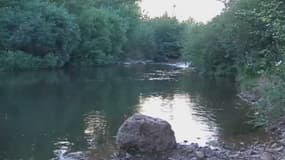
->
[126, 20, 157, 59]
[75, 8, 128, 65]
[0, 1, 80, 67]
[180, 0, 285, 125]
[0, 50, 59, 71]
[181, 0, 282, 77]
[126, 16, 183, 61]
[151, 16, 183, 61]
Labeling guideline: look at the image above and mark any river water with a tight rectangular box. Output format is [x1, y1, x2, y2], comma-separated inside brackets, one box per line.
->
[0, 64, 267, 160]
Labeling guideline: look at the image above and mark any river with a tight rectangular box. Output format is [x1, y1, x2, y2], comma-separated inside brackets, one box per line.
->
[0, 64, 267, 160]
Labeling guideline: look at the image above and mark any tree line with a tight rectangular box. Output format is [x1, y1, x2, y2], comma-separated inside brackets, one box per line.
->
[181, 0, 285, 126]
[0, 0, 182, 71]
[1, 0, 285, 125]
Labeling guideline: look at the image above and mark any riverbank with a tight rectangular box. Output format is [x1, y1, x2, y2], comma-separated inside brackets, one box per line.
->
[110, 114, 285, 160]
[238, 74, 285, 128]
[111, 135, 285, 160]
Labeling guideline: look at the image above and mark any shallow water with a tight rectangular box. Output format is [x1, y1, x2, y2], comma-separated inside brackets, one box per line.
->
[0, 64, 267, 160]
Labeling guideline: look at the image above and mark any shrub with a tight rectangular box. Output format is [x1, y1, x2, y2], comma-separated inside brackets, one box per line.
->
[0, 1, 80, 67]
[0, 50, 60, 71]
[126, 16, 183, 61]
[75, 8, 127, 65]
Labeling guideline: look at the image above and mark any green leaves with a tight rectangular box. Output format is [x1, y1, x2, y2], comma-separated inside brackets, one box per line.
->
[126, 16, 183, 61]
[0, 0, 141, 68]
[0, 50, 60, 71]
[0, 1, 80, 67]
[75, 8, 128, 65]
[180, 0, 285, 126]
[182, 0, 285, 78]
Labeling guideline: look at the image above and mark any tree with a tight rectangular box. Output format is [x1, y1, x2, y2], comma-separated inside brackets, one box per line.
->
[0, 0, 80, 68]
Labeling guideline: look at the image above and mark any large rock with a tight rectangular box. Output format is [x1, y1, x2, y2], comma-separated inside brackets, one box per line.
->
[116, 114, 177, 153]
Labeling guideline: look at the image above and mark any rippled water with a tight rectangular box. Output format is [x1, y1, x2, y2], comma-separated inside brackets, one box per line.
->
[0, 64, 266, 160]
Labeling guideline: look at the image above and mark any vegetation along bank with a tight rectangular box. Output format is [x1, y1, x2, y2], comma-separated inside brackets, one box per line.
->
[1, 0, 285, 127]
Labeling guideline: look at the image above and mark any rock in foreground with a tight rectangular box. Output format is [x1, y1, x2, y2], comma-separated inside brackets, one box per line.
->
[116, 114, 177, 153]
[112, 114, 285, 160]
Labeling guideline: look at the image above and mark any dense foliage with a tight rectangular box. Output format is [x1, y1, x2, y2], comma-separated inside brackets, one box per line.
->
[0, 0, 141, 69]
[182, 0, 285, 78]
[0, 0, 185, 70]
[76, 8, 128, 65]
[181, 0, 285, 126]
[52, 0, 141, 65]
[0, 1, 80, 69]
[1, 0, 285, 125]
[127, 15, 183, 61]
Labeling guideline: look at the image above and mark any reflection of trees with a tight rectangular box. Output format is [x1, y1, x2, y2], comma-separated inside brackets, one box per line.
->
[137, 70, 257, 145]
[0, 67, 144, 159]
[84, 111, 108, 149]
[0, 64, 258, 159]
[175, 73, 256, 144]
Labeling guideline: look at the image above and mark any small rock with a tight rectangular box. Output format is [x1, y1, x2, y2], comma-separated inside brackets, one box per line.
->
[229, 153, 239, 158]
[280, 139, 285, 145]
[195, 151, 205, 159]
[281, 132, 285, 138]
[271, 143, 278, 148]
[260, 152, 274, 160]
[184, 145, 195, 153]
[249, 150, 258, 155]
[273, 146, 283, 152]
[63, 152, 87, 160]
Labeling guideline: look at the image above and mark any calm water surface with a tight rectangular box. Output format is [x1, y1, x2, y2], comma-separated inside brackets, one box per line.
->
[0, 64, 266, 160]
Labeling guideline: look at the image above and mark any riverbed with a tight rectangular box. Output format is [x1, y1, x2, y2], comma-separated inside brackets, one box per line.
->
[0, 64, 268, 160]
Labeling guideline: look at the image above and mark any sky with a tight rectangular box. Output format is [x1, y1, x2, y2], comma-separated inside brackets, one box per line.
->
[139, 0, 225, 23]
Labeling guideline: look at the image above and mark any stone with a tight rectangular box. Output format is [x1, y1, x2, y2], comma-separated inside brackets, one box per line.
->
[116, 114, 177, 153]
[63, 151, 87, 160]
[273, 146, 283, 152]
[271, 143, 278, 148]
[229, 153, 239, 158]
[195, 151, 205, 159]
[249, 150, 258, 155]
[260, 152, 274, 160]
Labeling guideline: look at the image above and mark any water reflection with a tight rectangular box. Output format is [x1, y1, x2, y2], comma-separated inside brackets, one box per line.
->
[84, 111, 108, 149]
[0, 64, 268, 160]
[53, 139, 74, 160]
[139, 94, 218, 145]
[142, 69, 180, 81]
